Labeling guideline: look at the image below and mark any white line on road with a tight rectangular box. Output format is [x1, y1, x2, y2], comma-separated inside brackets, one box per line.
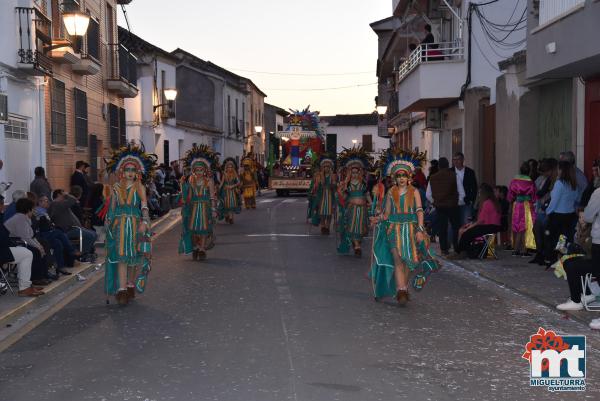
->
[247, 233, 318, 237]
[282, 199, 298, 203]
[258, 199, 276, 203]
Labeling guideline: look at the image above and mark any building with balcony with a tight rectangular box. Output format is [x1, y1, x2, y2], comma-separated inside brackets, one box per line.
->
[171, 49, 249, 161]
[244, 80, 267, 165]
[320, 114, 389, 156]
[264, 103, 288, 165]
[37, 0, 139, 190]
[525, 0, 600, 177]
[118, 27, 184, 168]
[0, 0, 52, 201]
[372, 0, 526, 185]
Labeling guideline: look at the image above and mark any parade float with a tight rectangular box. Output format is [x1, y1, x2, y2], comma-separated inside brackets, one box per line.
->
[270, 106, 325, 196]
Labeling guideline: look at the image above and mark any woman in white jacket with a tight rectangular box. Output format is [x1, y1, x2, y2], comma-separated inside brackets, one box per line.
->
[556, 187, 600, 330]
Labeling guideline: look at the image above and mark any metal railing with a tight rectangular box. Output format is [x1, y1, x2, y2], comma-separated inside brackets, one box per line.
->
[397, 42, 464, 83]
[107, 43, 138, 85]
[539, 0, 584, 25]
[15, 7, 52, 75]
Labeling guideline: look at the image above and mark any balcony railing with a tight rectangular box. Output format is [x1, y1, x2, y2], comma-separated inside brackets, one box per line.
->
[108, 43, 137, 85]
[397, 42, 464, 84]
[539, 0, 585, 26]
[15, 7, 52, 75]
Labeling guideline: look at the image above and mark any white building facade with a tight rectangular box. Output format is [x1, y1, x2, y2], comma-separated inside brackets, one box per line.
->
[321, 114, 390, 156]
[1, 0, 49, 201]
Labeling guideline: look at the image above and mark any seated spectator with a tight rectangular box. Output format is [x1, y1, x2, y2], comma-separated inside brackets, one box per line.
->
[452, 183, 502, 258]
[4, 198, 54, 285]
[556, 188, 600, 321]
[146, 181, 162, 218]
[581, 158, 600, 208]
[494, 185, 510, 246]
[0, 223, 43, 297]
[30, 166, 52, 199]
[49, 189, 97, 260]
[69, 185, 85, 223]
[2, 190, 26, 222]
[34, 195, 79, 273]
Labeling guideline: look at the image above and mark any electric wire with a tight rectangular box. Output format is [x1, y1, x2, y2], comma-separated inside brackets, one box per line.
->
[228, 68, 374, 77]
[264, 82, 377, 91]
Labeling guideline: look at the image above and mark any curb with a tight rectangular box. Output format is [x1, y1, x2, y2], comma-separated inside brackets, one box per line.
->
[0, 208, 181, 353]
[443, 257, 593, 326]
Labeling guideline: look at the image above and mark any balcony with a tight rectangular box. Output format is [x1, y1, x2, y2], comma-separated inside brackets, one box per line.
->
[15, 7, 52, 76]
[538, 0, 585, 27]
[71, 20, 101, 75]
[395, 42, 464, 113]
[49, 39, 80, 64]
[107, 43, 138, 98]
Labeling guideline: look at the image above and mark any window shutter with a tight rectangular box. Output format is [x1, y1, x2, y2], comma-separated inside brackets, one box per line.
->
[362, 134, 373, 152]
[109, 104, 119, 148]
[119, 107, 126, 146]
[74, 88, 88, 147]
[87, 18, 100, 60]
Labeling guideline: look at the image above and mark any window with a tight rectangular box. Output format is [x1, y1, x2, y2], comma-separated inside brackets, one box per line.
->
[51, 78, 67, 145]
[87, 18, 100, 60]
[4, 117, 28, 140]
[160, 69, 166, 103]
[362, 134, 373, 152]
[119, 107, 126, 146]
[108, 103, 119, 148]
[74, 88, 88, 147]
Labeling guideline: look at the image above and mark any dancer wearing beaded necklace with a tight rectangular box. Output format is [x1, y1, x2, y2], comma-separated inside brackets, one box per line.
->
[219, 158, 241, 224]
[103, 143, 157, 306]
[370, 149, 440, 305]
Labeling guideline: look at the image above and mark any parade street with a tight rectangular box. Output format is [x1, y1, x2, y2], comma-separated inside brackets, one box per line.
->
[1, 193, 599, 401]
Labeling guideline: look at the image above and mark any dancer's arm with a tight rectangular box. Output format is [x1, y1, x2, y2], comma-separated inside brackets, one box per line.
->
[414, 190, 425, 243]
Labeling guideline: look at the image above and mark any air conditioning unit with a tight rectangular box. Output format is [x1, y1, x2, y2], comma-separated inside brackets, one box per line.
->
[0, 94, 7, 124]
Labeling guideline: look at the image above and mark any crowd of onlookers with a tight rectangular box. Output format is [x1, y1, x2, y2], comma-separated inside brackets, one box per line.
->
[0, 161, 181, 298]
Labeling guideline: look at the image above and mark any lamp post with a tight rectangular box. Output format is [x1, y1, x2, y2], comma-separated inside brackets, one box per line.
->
[376, 105, 388, 116]
[254, 125, 262, 162]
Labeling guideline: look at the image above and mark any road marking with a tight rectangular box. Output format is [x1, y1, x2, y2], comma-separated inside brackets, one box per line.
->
[282, 199, 297, 203]
[258, 199, 276, 203]
[247, 233, 318, 237]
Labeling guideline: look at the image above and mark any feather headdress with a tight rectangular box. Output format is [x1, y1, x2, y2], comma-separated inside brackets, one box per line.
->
[222, 157, 238, 171]
[383, 148, 427, 177]
[183, 144, 219, 171]
[105, 141, 158, 183]
[337, 146, 373, 170]
[318, 152, 336, 169]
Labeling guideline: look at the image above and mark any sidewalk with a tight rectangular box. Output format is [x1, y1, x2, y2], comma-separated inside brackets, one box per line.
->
[440, 248, 600, 326]
[0, 208, 182, 352]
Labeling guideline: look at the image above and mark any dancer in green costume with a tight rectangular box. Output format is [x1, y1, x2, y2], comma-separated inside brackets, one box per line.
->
[314, 154, 337, 235]
[103, 143, 157, 306]
[179, 145, 219, 261]
[219, 158, 241, 224]
[370, 149, 439, 305]
[336, 147, 373, 256]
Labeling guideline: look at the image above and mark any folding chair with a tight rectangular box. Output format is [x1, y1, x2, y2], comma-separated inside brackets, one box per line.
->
[478, 233, 498, 260]
[0, 263, 17, 295]
[69, 226, 84, 254]
[581, 273, 600, 311]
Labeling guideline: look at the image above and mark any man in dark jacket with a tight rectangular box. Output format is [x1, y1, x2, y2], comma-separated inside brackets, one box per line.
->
[427, 157, 460, 255]
[451, 152, 478, 226]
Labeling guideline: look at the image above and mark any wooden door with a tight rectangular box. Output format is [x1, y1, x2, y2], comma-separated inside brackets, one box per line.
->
[585, 79, 600, 178]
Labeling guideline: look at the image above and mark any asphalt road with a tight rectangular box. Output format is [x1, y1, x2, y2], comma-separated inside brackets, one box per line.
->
[1, 192, 599, 401]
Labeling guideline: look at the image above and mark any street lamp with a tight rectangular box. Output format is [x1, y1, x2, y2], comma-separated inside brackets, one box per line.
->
[376, 105, 388, 116]
[153, 88, 178, 114]
[62, 5, 90, 37]
[254, 126, 263, 135]
[352, 139, 358, 145]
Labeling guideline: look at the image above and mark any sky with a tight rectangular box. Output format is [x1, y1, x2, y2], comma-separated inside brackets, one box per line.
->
[117, 0, 391, 116]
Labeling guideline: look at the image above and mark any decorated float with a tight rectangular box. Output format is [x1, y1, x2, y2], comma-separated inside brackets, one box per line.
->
[270, 106, 325, 196]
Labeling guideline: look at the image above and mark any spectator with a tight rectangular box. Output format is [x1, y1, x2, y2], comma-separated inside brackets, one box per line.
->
[69, 185, 84, 223]
[530, 158, 558, 264]
[155, 164, 166, 187]
[559, 151, 589, 204]
[49, 189, 97, 259]
[544, 161, 579, 265]
[508, 162, 537, 257]
[34, 195, 79, 273]
[581, 158, 600, 208]
[427, 159, 439, 183]
[555, 187, 600, 323]
[452, 183, 502, 257]
[0, 223, 43, 297]
[426, 157, 460, 255]
[528, 159, 540, 182]
[2, 189, 27, 222]
[70, 161, 90, 207]
[413, 166, 427, 190]
[451, 152, 478, 226]
[4, 198, 54, 286]
[30, 166, 52, 199]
